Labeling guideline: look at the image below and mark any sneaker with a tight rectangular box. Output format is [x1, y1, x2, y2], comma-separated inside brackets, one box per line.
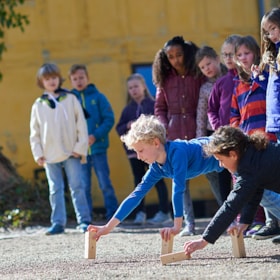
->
[272, 235, 280, 244]
[179, 224, 195, 237]
[245, 223, 264, 237]
[45, 224, 64, 235]
[252, 224, 280, 240]
[147, 211, 172, 225]
[133, 211, 146, 224]
[76, 222, 91, 233]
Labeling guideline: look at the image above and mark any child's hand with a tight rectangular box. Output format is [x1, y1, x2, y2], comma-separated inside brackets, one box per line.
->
[87, 225, 110, 241]
[72, 152, 81, 158]
[160, 226, 180, 242]
[183, 238, 208, 255]
[37, 157, 45, 166]
[251, 64, 260, 78]
[227, 222, 249, 237]
[88, 135, 96, 146]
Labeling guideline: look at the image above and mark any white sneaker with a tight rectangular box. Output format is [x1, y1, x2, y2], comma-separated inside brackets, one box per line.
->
[147, 211, 172, 225]
[133, 211, 146, 224]
[179, 224, 195, 237]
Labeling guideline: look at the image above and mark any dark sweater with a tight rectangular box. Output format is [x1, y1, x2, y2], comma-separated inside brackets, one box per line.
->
[202, 142, 280, 243]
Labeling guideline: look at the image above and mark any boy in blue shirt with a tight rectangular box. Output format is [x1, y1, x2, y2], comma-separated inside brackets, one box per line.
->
[88, 114, 222, 241]
[69, 64, 118, 221]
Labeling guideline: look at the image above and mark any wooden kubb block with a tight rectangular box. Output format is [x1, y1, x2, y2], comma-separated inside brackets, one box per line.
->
[160, 251, 191, 265]
[160, 234, 191, 265]
[84, 231, 96, 259]
[230, 229, 246, 258]
[161, 234, 174, 255]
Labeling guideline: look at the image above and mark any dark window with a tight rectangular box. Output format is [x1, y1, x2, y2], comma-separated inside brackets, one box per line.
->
[132, 64, 156, 97]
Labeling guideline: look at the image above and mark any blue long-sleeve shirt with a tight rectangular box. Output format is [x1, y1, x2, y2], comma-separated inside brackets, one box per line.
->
[114, 138, 223, 222]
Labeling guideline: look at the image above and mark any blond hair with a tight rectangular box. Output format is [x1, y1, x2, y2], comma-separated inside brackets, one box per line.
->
[121, 114, 166, 149]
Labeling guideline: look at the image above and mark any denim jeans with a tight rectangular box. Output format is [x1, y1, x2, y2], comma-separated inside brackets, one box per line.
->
[205, 171, 223, 206]
[183, 180, 195, 226]
[45, 157, 91, 226]
[260, 189, 280, 221]
[82, 153, 118, 220]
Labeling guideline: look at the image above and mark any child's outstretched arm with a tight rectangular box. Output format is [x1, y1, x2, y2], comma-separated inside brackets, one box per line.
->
[87, 217, 120, 241]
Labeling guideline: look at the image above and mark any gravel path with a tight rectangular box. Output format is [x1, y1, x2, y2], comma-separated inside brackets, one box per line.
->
[1, 218, 280, 279]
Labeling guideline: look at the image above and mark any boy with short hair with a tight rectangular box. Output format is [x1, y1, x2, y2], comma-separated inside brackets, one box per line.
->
[30, 63, 91, 235]
[69, 64, 118, 221]
[87, 114, 223, 241]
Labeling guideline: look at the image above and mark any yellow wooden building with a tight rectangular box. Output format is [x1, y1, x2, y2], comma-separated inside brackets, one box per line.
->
[0, 0, 278, 209]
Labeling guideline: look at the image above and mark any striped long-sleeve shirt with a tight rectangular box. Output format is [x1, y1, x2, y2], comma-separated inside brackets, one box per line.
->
[230, 77, 276, 141]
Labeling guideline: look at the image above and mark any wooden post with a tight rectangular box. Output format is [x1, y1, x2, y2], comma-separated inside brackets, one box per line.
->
[230, 229, 246, 258]
[84, 231, 96, 259]
[160, 251, 191, 265]
[161, 234, 174, 255]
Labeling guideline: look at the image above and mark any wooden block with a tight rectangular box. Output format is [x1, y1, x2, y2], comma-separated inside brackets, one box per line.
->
[84, 231, 96, 259]
[161, 234, 174, 255]
[230, 229, 246, 258]
[160, 251, 191, 265]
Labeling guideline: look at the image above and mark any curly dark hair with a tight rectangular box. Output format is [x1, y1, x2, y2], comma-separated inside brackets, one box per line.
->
[204, 126, 269, 158]
[152, 36, 201, 87]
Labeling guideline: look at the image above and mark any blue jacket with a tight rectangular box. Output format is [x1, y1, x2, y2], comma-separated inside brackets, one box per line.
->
[113, 138, 223, 222]
[72, 84, 114, 154]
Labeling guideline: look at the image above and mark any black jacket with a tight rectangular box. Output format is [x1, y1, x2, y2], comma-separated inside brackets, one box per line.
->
[202, 142, 280, 244]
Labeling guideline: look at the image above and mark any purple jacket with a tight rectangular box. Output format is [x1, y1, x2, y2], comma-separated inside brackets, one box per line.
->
[207, 69, 236, 130]
[116, 97, 155, 156]
[155, 69, 204, 140]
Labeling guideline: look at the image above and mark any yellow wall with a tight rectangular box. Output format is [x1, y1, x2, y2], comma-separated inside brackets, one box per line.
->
[0, 0, 276, 206]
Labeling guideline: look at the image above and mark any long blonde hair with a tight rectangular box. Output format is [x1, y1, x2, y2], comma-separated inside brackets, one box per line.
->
[126, 73, 153, 103]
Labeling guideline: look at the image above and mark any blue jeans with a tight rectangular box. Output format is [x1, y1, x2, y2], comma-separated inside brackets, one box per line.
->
[205, 171, 223, 206]
[260, 189, 280, 221]
[82, 153, 118, 220]
[183, 180, 195, 226]
[45, 157, 91, 226]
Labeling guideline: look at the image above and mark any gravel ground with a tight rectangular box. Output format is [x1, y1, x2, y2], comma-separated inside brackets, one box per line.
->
[1, 218, 280, 280]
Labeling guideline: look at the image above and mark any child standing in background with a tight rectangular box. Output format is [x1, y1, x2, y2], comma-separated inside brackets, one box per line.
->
[116, 73, 171, 225]
[230, 35, 277, 237]
[30, 63, 91, 235]
[251, 7, 280, 242]
[195, 46, 227, 206]
[69, 64, 118, 222]
[208, 34, 241, 203]
[153, 36, 205, 236]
